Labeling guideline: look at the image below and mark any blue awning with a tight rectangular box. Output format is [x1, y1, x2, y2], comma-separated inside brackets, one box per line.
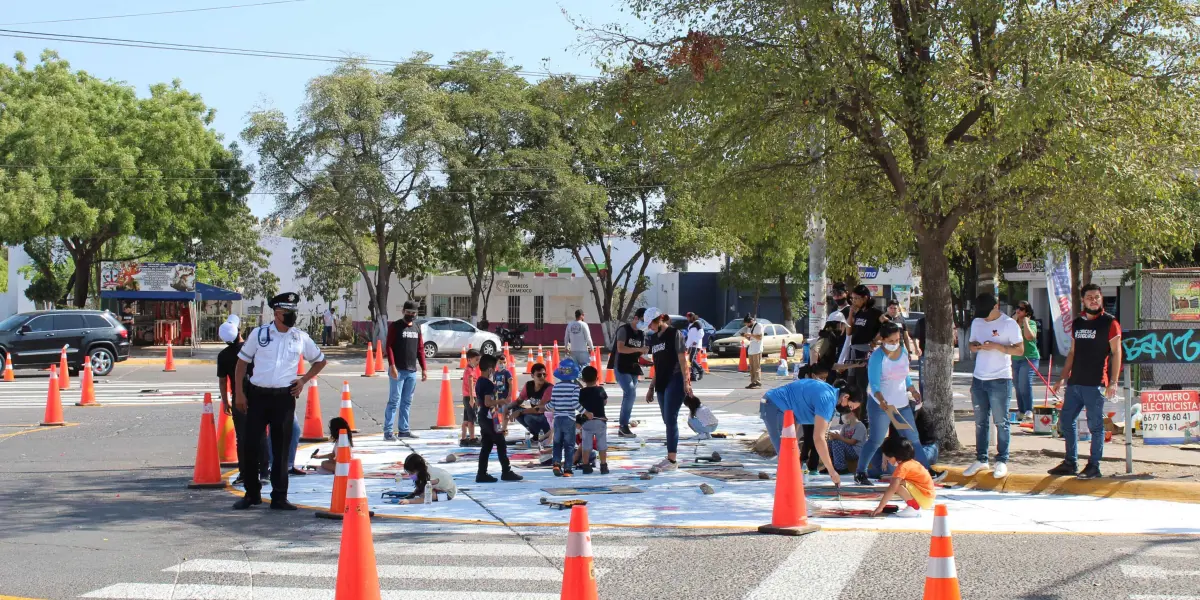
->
[100, 282, 242, 302]
[197, 282, 242, 301]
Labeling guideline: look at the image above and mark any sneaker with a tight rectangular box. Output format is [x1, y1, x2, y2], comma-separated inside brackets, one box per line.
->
[396, 431, 420, 439]
[853, 472, 872, 486]
[383, 434, 397, 442]
[930, 469, 948, 483]
[1023, 410, 1034, 420]
[468, 438, 482, 447]
[459, 438, 469, 447]
[618, 426, 637, 438]
[475, 473, 498, 483]
[963, 461, 989, 477]
[992, 462, 1009, 479]
[697, 432, 712, 440]
[745, 383, 757, 389]
[553, 464, 563, 477]
[649, 458, 678, 473]
[894, 506, 922, 518]
[582, 465, 594, 475]
[1076, 464, 1102, 480]
[562, 469, 574, 477]
[600, 463, 609, 475]
[501, 470, 523, 482]
[232, 475, 244, 486]
[1047, 460, 1078, 476]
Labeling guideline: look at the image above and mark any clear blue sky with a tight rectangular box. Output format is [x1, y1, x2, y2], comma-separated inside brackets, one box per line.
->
[0, 0, 634, 216]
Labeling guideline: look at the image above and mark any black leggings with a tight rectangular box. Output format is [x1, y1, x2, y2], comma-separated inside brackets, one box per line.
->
[477, 418, 511, 475]
[800, 424, 819, 471]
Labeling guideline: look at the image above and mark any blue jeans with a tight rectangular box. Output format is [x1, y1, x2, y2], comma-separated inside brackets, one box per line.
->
[516, 413, 550, 438]
[1060, 385, 1106, 466]
[267, 414, 301, 470]
[384, 370, 418, 434]
[657, 373, 685, 454]
[552, 415, 576, 466]
[616, 371, 639, 428]
[858, 402, 929, 477]
[971, 377, 1012, 463]
[759, 399, 784, 453]
[1013, 358, 1038, 414]
[923, 441, 940, 466]
[829, 439, 860, 472]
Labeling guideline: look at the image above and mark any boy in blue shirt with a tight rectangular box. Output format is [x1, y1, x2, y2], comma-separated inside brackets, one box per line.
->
[760, 366, 863, 487]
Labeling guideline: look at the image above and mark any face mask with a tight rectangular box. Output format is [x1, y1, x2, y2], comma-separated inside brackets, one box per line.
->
[404, 314, 415, 323]
[884, 342, 900, 352]
[281, 312, 298, 327]
[836, 298, 848, 307]
[1084, 306, 1102, 315]
[636, 320, 650, 332]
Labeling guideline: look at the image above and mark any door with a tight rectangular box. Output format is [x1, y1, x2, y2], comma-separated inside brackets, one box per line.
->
[53, 314, 88, 364]
[447, 320, 478, 352]
[761, 325, 784, 356]
[424, 320, 456, 355]
[12, 315, 58, 366]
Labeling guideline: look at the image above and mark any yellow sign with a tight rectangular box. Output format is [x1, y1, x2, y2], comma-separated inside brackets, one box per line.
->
[1168, 281, 1200, 321]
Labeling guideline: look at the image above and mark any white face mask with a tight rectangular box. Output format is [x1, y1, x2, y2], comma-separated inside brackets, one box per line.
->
[884, 342, 901, 352]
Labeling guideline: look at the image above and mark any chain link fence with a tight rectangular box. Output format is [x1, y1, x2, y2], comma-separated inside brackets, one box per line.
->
[1136, 267, 1200, 388]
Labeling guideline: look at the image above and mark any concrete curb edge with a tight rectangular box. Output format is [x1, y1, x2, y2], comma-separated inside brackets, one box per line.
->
[938, 465, 1200, 504]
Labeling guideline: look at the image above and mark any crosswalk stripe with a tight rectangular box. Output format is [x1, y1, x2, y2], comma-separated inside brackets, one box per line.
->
[746, 531, 877, 599]
[240, 540, 645, 558]
[1120, 565, 1200, 578]
[83, 584, 559, 600]
[1117, 547, 1200, 557]
[166, 559, 604, 581]
[1130, 596, 1200, 599]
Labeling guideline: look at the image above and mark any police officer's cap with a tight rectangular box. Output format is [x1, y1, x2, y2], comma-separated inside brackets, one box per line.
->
[269, 292, 299, 310]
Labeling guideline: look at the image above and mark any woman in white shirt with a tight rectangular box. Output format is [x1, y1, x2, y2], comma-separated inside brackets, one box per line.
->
[856, 321, 930, 486]
[685, 313, 706, 381]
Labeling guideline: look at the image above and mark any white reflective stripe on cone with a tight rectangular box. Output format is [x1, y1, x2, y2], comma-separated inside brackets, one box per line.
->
[346, 479, 367, 499]
[926, 557, 957, 579]
[336, 434, 350, 448]
[202, 402, 214, 414]
[341, 400, 352, 408]
[334, 462, 349, 477]
[565, 532, 593, 558]
[782, 424, 796, 438]
[932, 518, 951, 538]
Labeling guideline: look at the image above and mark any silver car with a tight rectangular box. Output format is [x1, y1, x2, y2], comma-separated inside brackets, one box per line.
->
[418, 317, 502, 358]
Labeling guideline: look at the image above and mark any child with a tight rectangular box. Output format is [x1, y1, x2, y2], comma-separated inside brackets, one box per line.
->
[827, 405, 866, 473]
[474, 354, 523, 483]
[684, 394, 719, 440]
[492, 354, 513, 433]
[461, 349, 481, 446]
[872, 437, 935, 518]
[396, 453, 457, 504]
[548, 357, 582, 477]
[313, 417, 352, 474]
[577, 366, 609, 474]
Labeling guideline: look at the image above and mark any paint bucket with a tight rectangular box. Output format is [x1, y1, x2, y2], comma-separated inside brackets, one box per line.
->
[1008, 409, 1022, 424]
[1032, 407, 1055, 434]
[1077, 413, 1092, 442]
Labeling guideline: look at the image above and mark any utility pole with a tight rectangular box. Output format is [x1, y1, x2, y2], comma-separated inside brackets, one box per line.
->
[807, 215, 827, 344]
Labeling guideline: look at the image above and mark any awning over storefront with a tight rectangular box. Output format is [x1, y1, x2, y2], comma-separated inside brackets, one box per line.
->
[100, 282, 241, 302]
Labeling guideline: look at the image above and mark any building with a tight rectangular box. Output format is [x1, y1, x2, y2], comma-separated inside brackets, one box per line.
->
[1004, 258, 1135, 357]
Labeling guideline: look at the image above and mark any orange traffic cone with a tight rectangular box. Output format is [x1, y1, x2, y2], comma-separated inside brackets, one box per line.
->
[58, 346, 70, 390]
[503, 344, 512, 366]
[339, 381, 359, 433]
[510, 365, 520, 402]
[701, 348, 711, 374]
[458, 346, 468, 369]
[374, 341, 385, 373]
[758, 410, 820, 536]
[187, 393, 226, 489]
[297, 356, 306, 376]
[164, 341, 177, 372]
[431, 366, 456, 430]
[299, 381, 327, 442]
[594, 348, 605, 384]
[551, 341, 561, 372]
[361, 341, 376, 377]
[525, 350, 535, 374]
[560, 504, 599, 600]
[317, 431, 353, 520]
[217, 399, 239, 467]
[923, 505, 961, 600]
[649, 364, 656, 381]
[605, 358, 616, 384]
[40, 365, 65, 427]
[3, 353, 14, 381]
[738, 345, 749, 373]
[334, 458, 381, 600]
[780, 343, 788, 363]
[75, 356, 100, 407]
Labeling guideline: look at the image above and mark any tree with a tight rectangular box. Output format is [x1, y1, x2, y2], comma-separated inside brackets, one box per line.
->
[0, 51, 250, 307]
[284, 215, 362, 308]
[180, 199, 272, 299]
[244, 57, 446, 340]
[593, 0, 1200, 448]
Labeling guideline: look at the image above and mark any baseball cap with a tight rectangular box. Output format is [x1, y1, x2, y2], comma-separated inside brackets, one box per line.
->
[639, 307, 662, 331]
[826, 311, 847, 324]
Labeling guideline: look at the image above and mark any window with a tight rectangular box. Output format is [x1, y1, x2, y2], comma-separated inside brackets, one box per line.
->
[431, 295, 471, 320]
[428, 320, 454, 331]
[450, 320, 475, 333]
[534, 296, 544, 330]
[0, 315, 28, 331]
[507, 295, 521, 326]
[26, 316, 53, 332]
[53, 315, 86, 330]
[84, 315, 113, 328]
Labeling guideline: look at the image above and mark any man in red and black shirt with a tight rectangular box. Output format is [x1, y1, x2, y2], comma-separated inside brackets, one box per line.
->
[384, 300, 429, 440]
[1049, 284, 1122, 480]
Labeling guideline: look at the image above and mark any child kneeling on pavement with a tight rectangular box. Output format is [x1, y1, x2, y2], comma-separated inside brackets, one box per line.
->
[684, 394, 719, 439]
[396, 453, 458, 504]
[871, 437, 935, 518]
[474, 354, 523, 483]
[578, 366, 609, 474]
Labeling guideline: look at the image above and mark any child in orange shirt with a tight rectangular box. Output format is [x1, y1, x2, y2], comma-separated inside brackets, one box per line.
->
[461, 349, 481, 446]
[872, 437, 935, 518]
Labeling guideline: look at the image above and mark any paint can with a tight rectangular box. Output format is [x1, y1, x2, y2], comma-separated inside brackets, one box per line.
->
[1032, 406, 1055, 434]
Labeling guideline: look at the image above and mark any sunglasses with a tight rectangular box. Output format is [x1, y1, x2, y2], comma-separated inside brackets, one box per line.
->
[533, 372, 546, 377]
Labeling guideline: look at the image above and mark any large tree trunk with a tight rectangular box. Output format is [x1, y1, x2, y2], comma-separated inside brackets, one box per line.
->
[72, 251, 93, 308]
[778, 274, 794, 332]
[917, 233, 962, 451]
[1068, 246, 1082, 317]
[373, 261, 391, 345]
[976, 210, 1000, 298]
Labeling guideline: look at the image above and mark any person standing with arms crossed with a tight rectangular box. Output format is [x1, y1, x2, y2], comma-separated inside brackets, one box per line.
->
[1049, 284, 1122, 480]
[385, 300, 428, 441]
[566, 309, 595, 368]
[738, 314, 766, 389]
[233, 292, 327, 510]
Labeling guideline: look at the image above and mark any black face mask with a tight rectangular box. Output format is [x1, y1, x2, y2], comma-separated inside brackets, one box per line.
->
[404, 314, 415, 324]
[1084, 306, 1102, 316]
[281, 312, 298, 327]
[836, 298, 848, 307]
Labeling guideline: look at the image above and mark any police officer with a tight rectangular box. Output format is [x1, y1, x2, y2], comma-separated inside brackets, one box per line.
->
[233, 293, 327, 510]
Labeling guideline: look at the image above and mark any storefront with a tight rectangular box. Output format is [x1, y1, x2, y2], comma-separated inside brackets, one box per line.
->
[99, 261, 242, 346]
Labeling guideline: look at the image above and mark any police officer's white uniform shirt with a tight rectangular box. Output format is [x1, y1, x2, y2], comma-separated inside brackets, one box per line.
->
[238, 323, 325, 388]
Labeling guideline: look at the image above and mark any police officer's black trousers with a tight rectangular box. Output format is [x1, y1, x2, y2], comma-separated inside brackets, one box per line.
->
[240, 384, 296, 502]
[230, 403, 268, 475]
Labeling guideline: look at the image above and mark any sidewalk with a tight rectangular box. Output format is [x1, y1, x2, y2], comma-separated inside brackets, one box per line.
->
[952, 419, 1200, 468]
[126, 343, 367, 364]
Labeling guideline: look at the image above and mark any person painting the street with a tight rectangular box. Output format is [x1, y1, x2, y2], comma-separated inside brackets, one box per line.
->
[642, 308, 693, 473]
[1049, 284, 1122, 480]
[858, 321, 932, 485]
[1013, 301, 1041, 421]
[738, 314, 766, 389]
[610, 307, 648, 438]
[965, 292, 1023, 480]
[233, 292, 327, 511]
[565, 309, 594, 368]
[760, 378, 864, 486]
[385, 300, 428, 441]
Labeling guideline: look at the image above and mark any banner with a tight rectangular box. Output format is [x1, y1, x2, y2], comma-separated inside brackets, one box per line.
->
[1138, 390, 1200, 445]
[1121, 329, 1200, 364]
[892, 285, 912, 313]
[1168, 280, 1200, 321]
[101, 261, 197, 293]
[1044, 252, 1074, 356]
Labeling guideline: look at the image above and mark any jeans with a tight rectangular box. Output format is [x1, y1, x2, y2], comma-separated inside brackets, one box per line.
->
[570, 350, 592, 368]
[552, 415, 576, 466]
[266, 412, 301, 470]
[516, 412, 550, 438]
[657, 373, 686, 454]
[616, 371, 639, 428]
[759, 399, 784, 453]
[857, 402, 930, 477]
[923, 441, 940, 466]
[1013, 358, 1038, 414]
[384, 369, 419, 434]
[971, 377, 1013, 463]
[1060, 385, 1106, 466]
[829, 439, 860, 472]
[322, 325, 333, 346]
[687, 417, 717, 435]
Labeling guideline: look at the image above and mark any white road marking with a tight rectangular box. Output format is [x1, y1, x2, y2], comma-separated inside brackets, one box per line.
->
[240, 540, 645, 558]
[1116, 547, 1200, 557]
[83, 584, 558, 600]
[165, 559, 604, 581]
[744, 531, 877, 600]
[1130, 596, 1200, 599]
[1121, 565, 1200, 579]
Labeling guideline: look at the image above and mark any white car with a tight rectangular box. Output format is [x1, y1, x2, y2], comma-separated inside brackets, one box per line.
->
[417, 317, 502, 358]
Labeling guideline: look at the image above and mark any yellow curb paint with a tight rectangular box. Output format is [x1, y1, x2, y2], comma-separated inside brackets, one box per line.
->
[0, 423, 80, 440]
[0, 595, 47, 599]
[938, 466, 1200, 504]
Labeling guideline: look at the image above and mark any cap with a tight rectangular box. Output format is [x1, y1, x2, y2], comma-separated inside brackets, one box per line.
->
[826, 311, 847, 324]
[268, 292, 299, 310]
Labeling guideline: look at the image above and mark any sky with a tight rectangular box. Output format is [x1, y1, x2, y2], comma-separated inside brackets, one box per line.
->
[0, 0, 637, 217]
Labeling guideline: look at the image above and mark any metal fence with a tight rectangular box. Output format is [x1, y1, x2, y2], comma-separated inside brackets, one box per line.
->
[1136, 267, 1200, 388]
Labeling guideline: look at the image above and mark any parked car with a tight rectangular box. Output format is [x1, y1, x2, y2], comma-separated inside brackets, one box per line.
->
[711, 322, 805, 358]
[417, 317, 502, 358]
[0, 310, 130, 376]
[668, 315, 717, 349]
[711, 317, 775, 347]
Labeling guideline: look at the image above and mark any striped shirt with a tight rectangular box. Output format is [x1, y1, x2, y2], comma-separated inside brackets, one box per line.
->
[547, 381, 581, 416]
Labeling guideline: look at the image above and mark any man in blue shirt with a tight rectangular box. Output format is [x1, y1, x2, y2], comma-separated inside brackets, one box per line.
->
[760, 364, 863, 487]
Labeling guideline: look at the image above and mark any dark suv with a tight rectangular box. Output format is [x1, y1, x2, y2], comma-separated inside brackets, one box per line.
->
[0, 310, 131, 376]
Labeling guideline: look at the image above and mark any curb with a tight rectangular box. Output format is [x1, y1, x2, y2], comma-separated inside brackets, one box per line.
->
[123, 358, 215, 366]
[938, 466, 1200, 504]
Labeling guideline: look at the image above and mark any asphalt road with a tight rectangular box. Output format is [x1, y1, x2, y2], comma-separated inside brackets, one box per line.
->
[1, 359, 1196, 599]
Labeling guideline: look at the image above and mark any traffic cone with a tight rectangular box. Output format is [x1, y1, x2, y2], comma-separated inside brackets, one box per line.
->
[217, 400, 238, 467]
[594, 348, 605, 384]
[339, 381, 359, 433]
[503, 344, 512, 366]
[317, 431, 353, 520]
[560, 504, 599, 600]
[58, 346, 70, 390]
[758, 410, 820, 536]
[361, 342, 376, 377]
[459, 346, 468, 369]
[187, 393, 226, 489]
[605, 360, 616, 384]
[649, 364, 656, 381]
[738, 345, 749, 372]
[923, 505, 961, 600]
[551, 341, 561, 372]
[510, 365, 520, 402]
[780, 343, 788, 363]
[3, 353, 13, 381]
[299, 381, 327, 442]
[525, 350, 535, 374]
[700, 348, 711, 374]
[75, 356, 100, 407]
[334, 458, 381, 600]
[374, 341, 385, 373]
[432, 366, 456, 429]
[297, 356, 306, 376]
[40, 365, 64, 427]
[164, 342, 177, 372]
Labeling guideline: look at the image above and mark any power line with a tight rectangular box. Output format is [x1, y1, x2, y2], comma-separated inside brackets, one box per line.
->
[10, 184, 666, 196]
[0, 163, 651, 175]
[0, 1, 308, 27]
[0, 28, 602, 81]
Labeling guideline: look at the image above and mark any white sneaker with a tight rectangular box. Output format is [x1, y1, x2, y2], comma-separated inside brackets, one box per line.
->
[649, 458, 678, 473]
[894, 505, 922, 518]
[1023, 410, 1034, 420]
[993, 462, 1009, 479]
[963, 461, 989, 477]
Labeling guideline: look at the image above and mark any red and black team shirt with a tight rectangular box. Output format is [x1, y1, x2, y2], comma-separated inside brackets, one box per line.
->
[1068, 311, 1121, 387]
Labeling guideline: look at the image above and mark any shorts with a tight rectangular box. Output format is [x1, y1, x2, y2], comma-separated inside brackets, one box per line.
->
[903, 481, 935, 510]
[580, 419, 608, 451]
[462, 400, 477, 423]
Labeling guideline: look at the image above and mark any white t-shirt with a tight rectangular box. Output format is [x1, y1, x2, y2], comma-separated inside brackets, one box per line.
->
[323, 309, 334, 327]
[565, 320, 593, 351]
[692, 405, 719, 428]
[738, 323, 766, 355]
[685, 323, 705, 349]
[426, 466, 458, 499]
[969, 314, 1022, 380]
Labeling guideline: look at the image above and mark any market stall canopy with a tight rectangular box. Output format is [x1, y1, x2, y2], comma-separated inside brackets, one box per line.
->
[100, 282, 242, 301]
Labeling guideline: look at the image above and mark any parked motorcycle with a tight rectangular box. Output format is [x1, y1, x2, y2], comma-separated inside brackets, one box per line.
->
[494, 323, 527, 350]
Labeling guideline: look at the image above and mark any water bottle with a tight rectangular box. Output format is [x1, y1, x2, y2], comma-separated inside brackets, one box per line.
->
[423, 483, 432, 504]
[525, 431, 532, 448]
